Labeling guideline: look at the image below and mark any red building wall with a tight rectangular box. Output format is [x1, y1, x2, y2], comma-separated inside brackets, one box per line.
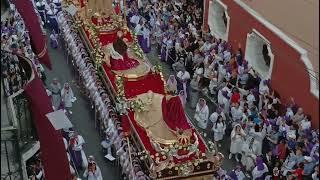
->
[204, 0, 319, 127]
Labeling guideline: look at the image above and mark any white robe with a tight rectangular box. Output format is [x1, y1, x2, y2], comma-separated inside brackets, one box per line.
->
[61, 88, 74, 108]
[217, 87, 231, 113]
[230, 126, 246, 154]
[247, 94, 256, 108]
[177, 71, 190, 98]
[194, 104, 209, 129]
[241, 140, 258, 171]
[213, 122, 226, 141]
[231, 107, 243, 121]
[249, 128, 266, 156]
[83, 166, 103, 180]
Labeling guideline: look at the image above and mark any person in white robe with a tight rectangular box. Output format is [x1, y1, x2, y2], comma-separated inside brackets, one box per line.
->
[134, 20, 144, 35]
[69, 131, 88, 169]
[217, 86, 231, 114]
[280, 151, 297, 176]
[178, 90, 187, 108]
[130, 14, 141, 27]
[199, 40, 212, 53]
[209, 107, 226, 125]
[229, 124, 246, 161]
[246, 90, 256, 109]
[165, 36, 174, 62]
[176, 68, 190, 99]
[217, 61, 227, 83]
[194, 98, 209, 130]
[166, 75, 177, 95]
[101, 129, 116, 161]
[231, 103, 243, 123]
[61, 82, 75, 115]
[212, 116, 226, 147]
[208, 68, 218, 95]
[83, 161, 103, 180]
[142, 26, 151, 52]
[241, 137, 258, 173]
[258, 80, 269, 110]
[249, 124, 267, 156]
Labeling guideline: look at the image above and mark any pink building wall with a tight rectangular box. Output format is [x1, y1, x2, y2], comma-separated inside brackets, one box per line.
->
[203, 0, 319, 127]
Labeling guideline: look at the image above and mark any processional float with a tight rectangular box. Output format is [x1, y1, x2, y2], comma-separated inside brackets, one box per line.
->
[62, 0, 224, 179]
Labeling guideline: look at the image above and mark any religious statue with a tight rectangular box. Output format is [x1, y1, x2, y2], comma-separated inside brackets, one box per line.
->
[103, 31, 140, 70]
[87, 0, 115, 18]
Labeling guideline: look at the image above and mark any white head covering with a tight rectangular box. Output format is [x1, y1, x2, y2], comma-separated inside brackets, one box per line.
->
[231, 124, 245, 138]
[166, 75, 177, 88]
[61, 82, 74, 95]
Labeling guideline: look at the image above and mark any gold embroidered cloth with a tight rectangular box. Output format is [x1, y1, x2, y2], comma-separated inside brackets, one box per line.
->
[133, 92, 178, 145]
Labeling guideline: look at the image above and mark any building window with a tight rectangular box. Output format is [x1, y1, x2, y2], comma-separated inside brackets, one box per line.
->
[208, 0, 230, 41]
[245, 30, 274, 79]
[262, 44, 271, 67]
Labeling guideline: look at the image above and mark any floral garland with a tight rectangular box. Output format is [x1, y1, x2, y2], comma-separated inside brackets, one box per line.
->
[207, 140, 217, 155]
[129, 30, 145, 60]
[115, 75, 146, 114]
[74, 16, 105, 67]
[151, 63, 162, 74]
[93, 14, 124, 32]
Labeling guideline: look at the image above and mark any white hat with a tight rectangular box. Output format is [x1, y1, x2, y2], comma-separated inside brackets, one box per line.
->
[304, 156, 312, 162]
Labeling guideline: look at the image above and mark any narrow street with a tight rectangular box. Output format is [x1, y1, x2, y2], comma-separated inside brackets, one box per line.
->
[44, 32, 120, 179]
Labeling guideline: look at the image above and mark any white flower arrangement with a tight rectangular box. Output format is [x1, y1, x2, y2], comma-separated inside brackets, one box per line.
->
[116, 98, 129, 115]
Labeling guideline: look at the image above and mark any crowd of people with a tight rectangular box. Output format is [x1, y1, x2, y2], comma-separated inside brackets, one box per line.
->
[128, 0, 319, 179]
[6, 0, 315, 179]
[26, 152, 45, 180]
[1, 4, 47, 96]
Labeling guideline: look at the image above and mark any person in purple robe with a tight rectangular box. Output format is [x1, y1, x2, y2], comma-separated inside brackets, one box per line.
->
[252, 156, 269, 180]
[160, 34, 168, 62]
[141, 25, 151, 53]
[69, 131, 86, 170]
[49, 29, 59, 49]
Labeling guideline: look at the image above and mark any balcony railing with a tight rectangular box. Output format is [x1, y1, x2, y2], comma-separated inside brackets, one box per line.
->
[1, 50, 37, 180]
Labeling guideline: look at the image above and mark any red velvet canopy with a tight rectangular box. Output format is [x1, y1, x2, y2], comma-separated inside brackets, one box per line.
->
[24, 77, 70, 180]
[12, 0, 52, 70]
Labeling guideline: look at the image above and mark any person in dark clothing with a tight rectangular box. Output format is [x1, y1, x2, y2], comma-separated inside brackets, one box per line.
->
[245, 70, 261, 90]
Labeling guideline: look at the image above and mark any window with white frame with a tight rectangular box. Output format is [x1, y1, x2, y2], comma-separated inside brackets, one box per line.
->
[245, 30, 274, 79]
[208, 0, 230, 41]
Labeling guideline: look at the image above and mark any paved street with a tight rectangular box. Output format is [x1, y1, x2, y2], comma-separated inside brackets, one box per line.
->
[44, 33, 120, 179]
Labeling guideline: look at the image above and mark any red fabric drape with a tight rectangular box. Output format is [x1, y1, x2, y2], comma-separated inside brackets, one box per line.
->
[12, 0, 52, 70]
[24, 77, 71, 180]
[162, 96, 190, 130]
[84, 28, 133, 46]
[123, 73, 165, 98]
